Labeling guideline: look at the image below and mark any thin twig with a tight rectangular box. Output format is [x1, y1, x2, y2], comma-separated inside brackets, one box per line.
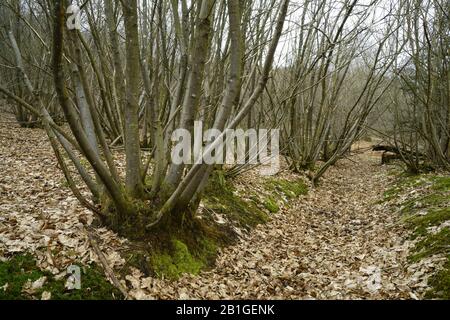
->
[84, 226, 130, 299]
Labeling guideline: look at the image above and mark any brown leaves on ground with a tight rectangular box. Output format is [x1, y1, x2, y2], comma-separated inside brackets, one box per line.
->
[0, 115, 440, 299]
[138, 154, 433, 300]
[0, 115, 127, 277]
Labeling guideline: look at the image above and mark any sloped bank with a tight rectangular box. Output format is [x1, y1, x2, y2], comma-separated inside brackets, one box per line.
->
[383, 171, 450, 299]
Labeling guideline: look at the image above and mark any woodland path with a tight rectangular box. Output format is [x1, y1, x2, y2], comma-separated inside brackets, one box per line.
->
[0, 116, 424, 299]
[156, 152, 421, 300]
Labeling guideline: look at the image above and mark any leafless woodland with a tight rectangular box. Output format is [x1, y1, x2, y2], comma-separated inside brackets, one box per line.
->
[0, 0, 448, 300]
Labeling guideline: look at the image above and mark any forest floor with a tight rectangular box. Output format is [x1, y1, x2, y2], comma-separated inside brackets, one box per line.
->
[150, 151, 443, 300]
[0, 114, 447, 300]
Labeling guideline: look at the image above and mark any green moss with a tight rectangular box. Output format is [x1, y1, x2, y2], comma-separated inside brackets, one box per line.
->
[401, 193, 450, 215]
[383, 174, 426, 201]
[127, 232, 219, 281]
[389, 172, 450, 299]
[425, 256, 450, 300]
[80, 158, 90, 168]
[430, 176, 450, 192]
[407, 208, 450, 237]
[410, 228, 450, 262]
[151, 240, 204, 280]
[60, 178, 70, 188]
[127, 171, 307, 281]
[384, 173, 449, 204]
[203, 171, 268, 229]
[387, 167, 402, 176]
[0, 254, 122, 300]
[265, 178, 308, 200]
[125, 171, 256, 281]
[264, 197, 280, 213]
[198, 238, 218, 264]
[383, 188, 401, 202]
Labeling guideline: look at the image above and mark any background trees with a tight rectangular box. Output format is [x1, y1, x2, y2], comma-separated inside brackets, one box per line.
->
[390, 0, 449, 172]
[0, 0, 448, 236]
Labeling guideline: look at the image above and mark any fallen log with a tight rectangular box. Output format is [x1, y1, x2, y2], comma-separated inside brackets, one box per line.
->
[372, 144, 425, 157]
[372, 145, 401, 153]
[372, 144, 422, 164]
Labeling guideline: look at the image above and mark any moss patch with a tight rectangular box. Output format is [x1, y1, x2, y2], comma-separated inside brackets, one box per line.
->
[265, 178, 308, 200]
[410, 228, 450, 262]
[202, 171, 269, 229]
[383, 173, 426, 202]
[389, 172, 450, 299]
[430, 176, 450, 192]
[0, 254, 122, 300]
[406, 208, 450, 237]
[151, 240, 205, 280]
[425, 256, 450, 300]
[264, 197, 280, 213]
[123, 171, 265, 281]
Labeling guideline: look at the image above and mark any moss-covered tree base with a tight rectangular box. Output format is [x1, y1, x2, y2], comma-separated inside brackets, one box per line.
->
[116, 171, 308, 281]
[121, 208, 224, 280]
